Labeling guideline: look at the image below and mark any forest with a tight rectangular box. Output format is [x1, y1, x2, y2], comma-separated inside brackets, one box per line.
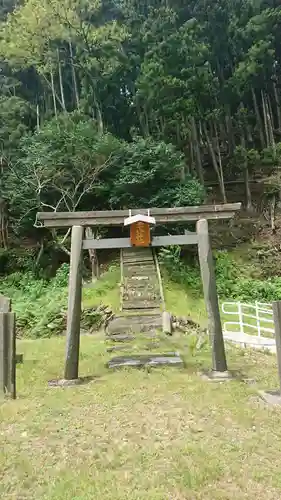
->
[0, 0, 281, 261]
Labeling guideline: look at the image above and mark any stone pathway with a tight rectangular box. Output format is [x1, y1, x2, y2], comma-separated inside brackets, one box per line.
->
[106, 247, 164, 343]
[106, 247, 184, 368]
[121, 247, 163, 312]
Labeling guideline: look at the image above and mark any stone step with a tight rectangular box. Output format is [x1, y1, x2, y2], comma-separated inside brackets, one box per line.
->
[123, 276, 159, 290]
[123, 285, 158, 295]
[106, 332, 160, 343]
[107, 314, 162, 335]
[106, 334, 135, 342]
[122, 255, 154, 263]
[121, 310, 161, 317]
[107, 341, 161, 353]
[107, 344, 134, 352]
[122, 308, 162, 316]
[124, 263, 156, 271]
[113, 313, 162, 323]
[122, 300, 161, 310]
[124, 276, 158, 283]
[123, 248, 152, 255]
[123, 270, 158, 279]
[108, 353, 184, 369]
[123, 291, 161, 300]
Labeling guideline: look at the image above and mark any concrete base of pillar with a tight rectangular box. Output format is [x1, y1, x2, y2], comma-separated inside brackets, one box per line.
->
[258, 390, 281, 406]
[199, 369, 234, 382]
[48, 376, 97, 387]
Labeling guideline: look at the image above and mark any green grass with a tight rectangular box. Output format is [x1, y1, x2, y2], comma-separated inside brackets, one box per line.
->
[83, 264, 121, 312]
[164, 279, 206, 325]
[1, 336, 281, 500]
[164, 277, 274, 339]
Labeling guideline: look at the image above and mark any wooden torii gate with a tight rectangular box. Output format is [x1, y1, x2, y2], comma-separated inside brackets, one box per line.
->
[37, 203, 241, 381]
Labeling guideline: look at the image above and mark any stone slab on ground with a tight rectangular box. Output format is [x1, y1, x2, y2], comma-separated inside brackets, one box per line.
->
[123, 292, 161, 301]
[107, 344, 133, 353]
[258, 390, 281, 406]
[106, 334, 136, 342]
[107, 314, 162, 335]
[48, 375, 100, 387]
[122, 255, 154, 263]
[107, 341, 161, 353]
[108, 353, 184, 369]
[122, 300, 161, 310]
[123, 280, 157, 291]
[199, 370, 234, 382]
[123, 269, 157, 279]
[107, 331, 161, 342]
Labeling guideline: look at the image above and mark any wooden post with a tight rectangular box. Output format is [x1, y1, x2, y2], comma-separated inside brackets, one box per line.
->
[0, 295, 11, 312]
[272, 301, 281, 393]
[0, 312, 16, 399]
[64, 226, 84, 380]
[196, 219, 227, 372]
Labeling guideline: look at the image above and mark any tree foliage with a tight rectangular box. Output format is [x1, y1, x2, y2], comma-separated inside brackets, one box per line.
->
[1, 0, 281, 249]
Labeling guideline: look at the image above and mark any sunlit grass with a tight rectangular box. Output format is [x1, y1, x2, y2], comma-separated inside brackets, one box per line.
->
[1, 335, 281, 500]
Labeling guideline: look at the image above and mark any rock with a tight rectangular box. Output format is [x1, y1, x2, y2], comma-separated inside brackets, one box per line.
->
[108, 353, 184, 369]
[162, 311, 172, 335]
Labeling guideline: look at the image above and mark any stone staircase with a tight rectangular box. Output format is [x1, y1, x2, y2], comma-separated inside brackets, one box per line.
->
[106, 247, 163, 342]
[105, 247, 183, 368]
[121, 248, 162, 312]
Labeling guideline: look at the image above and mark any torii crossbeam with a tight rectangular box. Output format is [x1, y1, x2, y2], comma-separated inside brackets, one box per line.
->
[37, 203, 241, 381]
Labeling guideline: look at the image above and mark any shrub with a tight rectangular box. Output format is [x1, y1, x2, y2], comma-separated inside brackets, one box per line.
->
[158, 246, 201, 292]
[160, 247, 281, 303]
[0, 267, 67, 338]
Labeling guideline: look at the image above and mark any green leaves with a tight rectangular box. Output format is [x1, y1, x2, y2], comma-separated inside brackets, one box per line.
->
[101, 137, 204, 208]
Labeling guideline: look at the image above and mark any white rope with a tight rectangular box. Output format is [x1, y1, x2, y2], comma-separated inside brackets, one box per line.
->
[148, 209, 150, 217]
[129, 209, 132, 217]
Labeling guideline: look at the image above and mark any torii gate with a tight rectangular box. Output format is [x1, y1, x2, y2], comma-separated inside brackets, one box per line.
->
[37, 203, 241, 381]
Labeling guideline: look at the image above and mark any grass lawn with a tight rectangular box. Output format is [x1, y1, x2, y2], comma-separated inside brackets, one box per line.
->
[1, 334, 281, 500]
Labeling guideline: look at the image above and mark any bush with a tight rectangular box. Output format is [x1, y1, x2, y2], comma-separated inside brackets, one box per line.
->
[159, 246, 201, 292]
[0, 247, 37, 275]
[214, 251, 239, 297]
[0, 267, 68, 338]
[232, 278, 281, 302]
[100, 137, 205, 209]
[160, 247, 281, 303]
[0, 263, 117, 338]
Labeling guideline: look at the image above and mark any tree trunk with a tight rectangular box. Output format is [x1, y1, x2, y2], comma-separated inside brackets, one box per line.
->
[57, 49, 66, 112]
[241, 133, 252, 210]
[35, 239, 44, 269]
[93, 91, 104, 135]
[268, 94, 275, 131]
[0, 198, 8, 249]
[214, 123, 227, 203]
[36, 104, 40, 132]
[261, 89, 270, 147]
[270, 194, 276, 233]
[50, 65, 58, 119]
[273, 81, 281, 131]
[225, 108, 235, 155]
[191, 117, 204, 184]
[266, 94, 276, 155]
[251, 87, 265, 148]
[189, 129, 195, 174]
[203, 122, 226, 203]
[85, 227, 99, 280]
[69, 40, 80, 110]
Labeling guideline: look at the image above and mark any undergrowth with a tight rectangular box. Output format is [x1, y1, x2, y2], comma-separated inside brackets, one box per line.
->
[0, 263, 120, 338]
[159, 246, 281, 302]
[2, 246, 281, 338]
[0, 264, 69, 338]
